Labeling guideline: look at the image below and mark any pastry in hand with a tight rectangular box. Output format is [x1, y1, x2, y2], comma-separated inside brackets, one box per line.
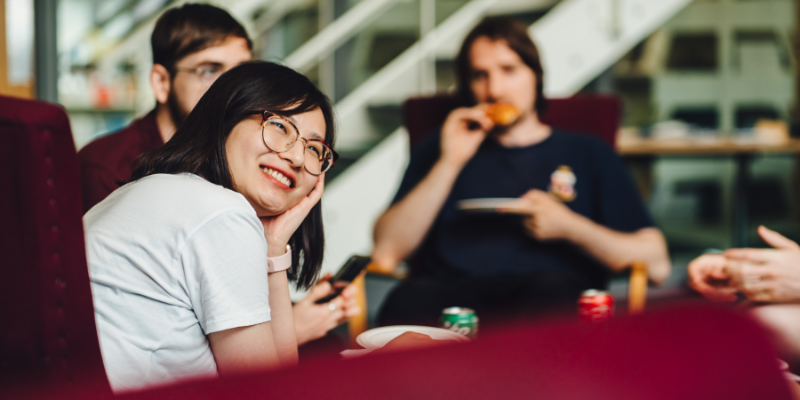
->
[485, 103, 520, 126]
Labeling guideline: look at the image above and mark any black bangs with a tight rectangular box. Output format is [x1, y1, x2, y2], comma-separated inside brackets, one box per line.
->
[218, 62, 336, 147]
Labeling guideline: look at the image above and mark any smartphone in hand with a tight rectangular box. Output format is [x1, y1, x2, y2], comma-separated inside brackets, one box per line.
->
[314, 255, 371, 304]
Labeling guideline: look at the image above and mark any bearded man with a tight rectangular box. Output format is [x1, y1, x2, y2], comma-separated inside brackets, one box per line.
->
[78, 4, 252, 212]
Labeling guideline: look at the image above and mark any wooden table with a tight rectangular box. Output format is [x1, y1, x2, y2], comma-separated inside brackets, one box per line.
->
[617, 137, 800, 247]
[618, 137, 800, 156]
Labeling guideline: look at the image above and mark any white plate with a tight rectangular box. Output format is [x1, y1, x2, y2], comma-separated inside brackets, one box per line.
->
[456, 198, 527, 213]
[356, 325, 470, 350]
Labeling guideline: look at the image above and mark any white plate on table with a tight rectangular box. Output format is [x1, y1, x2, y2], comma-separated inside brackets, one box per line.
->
[456, 198, 527, 214]
[356, 326, 470, 350]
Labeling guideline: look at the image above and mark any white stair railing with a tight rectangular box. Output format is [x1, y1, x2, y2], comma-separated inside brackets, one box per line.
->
[331, 0, 503, 152]
[533, 0, 694, 97]
[315, 0, 694, 281]
[250, 0, 318, 40]
[284, 0, 401, 73]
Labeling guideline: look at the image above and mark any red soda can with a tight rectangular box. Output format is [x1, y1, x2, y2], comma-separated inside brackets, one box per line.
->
[578, 289, 614, 322]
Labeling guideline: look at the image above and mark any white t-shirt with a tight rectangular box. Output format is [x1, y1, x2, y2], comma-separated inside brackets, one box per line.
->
[84, 173, 270, 393]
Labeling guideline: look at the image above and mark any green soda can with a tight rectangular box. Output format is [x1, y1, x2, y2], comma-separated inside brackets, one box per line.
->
[439, 307, 479, 339]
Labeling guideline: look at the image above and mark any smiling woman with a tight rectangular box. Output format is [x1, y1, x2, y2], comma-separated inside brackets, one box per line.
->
[132, 61, 335, 288]
[85, 61, 336, 392]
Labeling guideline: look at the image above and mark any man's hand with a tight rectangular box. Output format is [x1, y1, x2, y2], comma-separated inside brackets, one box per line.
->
[511, 189, 580, 241]
[723, 226, 800, 303]
[372, 107, 491, 270]
[687, 253, 738, 302]
[293, 280, 361, 346]
[439, 106, 493, 169]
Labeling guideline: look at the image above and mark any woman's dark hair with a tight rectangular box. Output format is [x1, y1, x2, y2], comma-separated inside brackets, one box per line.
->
[152, 4, 252, 73]
[131, 61, 335, 290]
[455, 17, 548, 115]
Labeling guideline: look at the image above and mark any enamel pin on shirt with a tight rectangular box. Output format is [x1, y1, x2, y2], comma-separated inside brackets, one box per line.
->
[548, 165, 577, 202]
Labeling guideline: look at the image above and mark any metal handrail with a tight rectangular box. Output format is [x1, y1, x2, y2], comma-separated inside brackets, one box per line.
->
[283, 0, 400, 72]
[332, 0, 500, 150]
[251, 0, 318, 42]
[337, 0, 499, 111]
[532, 0, 694, 96]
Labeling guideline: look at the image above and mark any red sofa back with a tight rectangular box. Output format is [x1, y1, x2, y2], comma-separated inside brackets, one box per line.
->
[0, 96, 109, 393]
[15, 304, 794, 400]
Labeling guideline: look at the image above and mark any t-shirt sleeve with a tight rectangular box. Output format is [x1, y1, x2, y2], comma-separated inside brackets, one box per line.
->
[392, 131, 442, 204]
[589, 139, 655, 232]
[180, 208, 271, 335]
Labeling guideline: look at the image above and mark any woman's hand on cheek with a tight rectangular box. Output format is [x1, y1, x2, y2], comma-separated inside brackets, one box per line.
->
[260, 175, 325, 257]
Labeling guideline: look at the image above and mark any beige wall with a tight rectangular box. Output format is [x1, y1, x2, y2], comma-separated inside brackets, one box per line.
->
[0, 0, 34, 99]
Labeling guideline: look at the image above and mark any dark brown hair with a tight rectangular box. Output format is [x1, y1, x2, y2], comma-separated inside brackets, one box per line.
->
[131, 61, 335, 290]
[455, 17, 547, 115]
[151, 3, 252, 73]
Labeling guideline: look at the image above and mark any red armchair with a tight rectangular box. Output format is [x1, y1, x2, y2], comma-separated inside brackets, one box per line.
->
[0, 96, 110, 394]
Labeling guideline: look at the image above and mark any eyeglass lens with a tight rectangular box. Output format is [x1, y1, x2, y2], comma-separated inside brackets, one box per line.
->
[262, 116, 334, 175]
[196, 67, 224, 87]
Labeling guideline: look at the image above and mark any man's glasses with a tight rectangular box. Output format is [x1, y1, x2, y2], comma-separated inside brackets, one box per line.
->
[261, 111, 337, 176]
[173, 65, 225, 87]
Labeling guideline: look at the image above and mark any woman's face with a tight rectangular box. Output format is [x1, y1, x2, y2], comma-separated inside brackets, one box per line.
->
[226, 108, 326, 217]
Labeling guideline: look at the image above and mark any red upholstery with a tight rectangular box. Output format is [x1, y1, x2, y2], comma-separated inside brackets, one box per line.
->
[540, 94, 621, 147]
[403, 94, 621, 149]
[403, 95, 463, 149]
[0, 96, 109, 393]
[152, 304, 791, 400]
[12, 304, 795, 400]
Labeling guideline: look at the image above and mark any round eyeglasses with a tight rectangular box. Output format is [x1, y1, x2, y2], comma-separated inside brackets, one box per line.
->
[261, 111, 337, 176]
[173, 64, 226, 87]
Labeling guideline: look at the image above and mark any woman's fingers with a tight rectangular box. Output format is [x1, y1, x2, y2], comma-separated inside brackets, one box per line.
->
[260, 175, 327, 249]
[706, 288, 740, 303]
[340, 283, 358, 300]
[276, 175, 326, 222]
[291, 174, 325, 213]
[739, 280, 774, 302]
[724, 248, 775, 264]
[758, 225, 800, 250]
[729, 262, 782, 303]
[336, 285, 361, 315]
[328, 297, 346, 324]
[688, 271, 719, 295]
[687, 254, 738, 302]
[344, 305, 362, 319]
[309, 173, 325, 199]
[305, 281, 332, 303]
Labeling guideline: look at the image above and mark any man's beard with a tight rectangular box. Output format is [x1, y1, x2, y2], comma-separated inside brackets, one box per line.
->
[166, 88, 189, 130]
